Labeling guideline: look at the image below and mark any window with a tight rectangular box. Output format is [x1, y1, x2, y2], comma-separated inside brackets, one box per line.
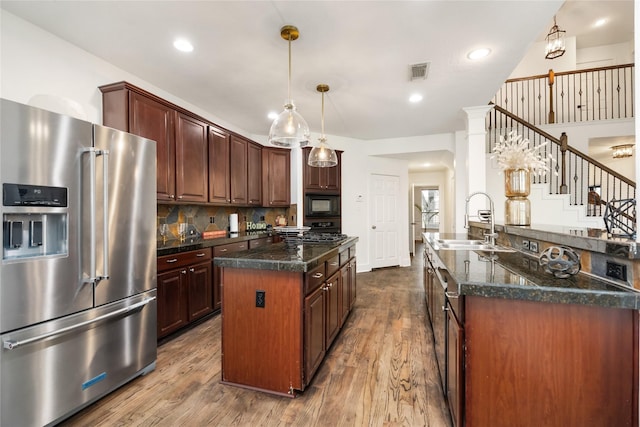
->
[421, 189, 440, 229]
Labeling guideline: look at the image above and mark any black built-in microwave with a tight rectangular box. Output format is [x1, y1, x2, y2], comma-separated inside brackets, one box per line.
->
[305, 194, 340, 217]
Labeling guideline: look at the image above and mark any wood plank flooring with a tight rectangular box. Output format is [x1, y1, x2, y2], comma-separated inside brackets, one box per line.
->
[61, 245, 452, 427]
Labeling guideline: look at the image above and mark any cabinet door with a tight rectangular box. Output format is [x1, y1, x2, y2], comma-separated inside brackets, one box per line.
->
[208, 126, 231, 204]
[340, 265, 350, 326]
[349, 258, 357, 309]
[304, 285, 326, 382]
[262, 148, 291, 207]
[229, 135, 248, 205]
[130, 92, 176, 201]
[175, 113, 208, 202]
[187, 261, 213, 321]
[323, 155, 341, 192]
[157, 269, 188, 338]
[303, 148, 323, 192]
[247, 141, 262, 205]
[325, 272, 340, 348]
[446, 304, 464, 427]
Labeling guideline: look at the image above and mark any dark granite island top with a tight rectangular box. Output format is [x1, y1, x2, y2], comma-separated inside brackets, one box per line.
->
[423, 232, 640, 310]
[212, 236, 359, 272]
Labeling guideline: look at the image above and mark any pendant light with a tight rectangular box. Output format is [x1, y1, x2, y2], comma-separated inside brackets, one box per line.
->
[269, 25, 310, 147]
[545, 16, 566, 59]
[308, 84, 338, 168]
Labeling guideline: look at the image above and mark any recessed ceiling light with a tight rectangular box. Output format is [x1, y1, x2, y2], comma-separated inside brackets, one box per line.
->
[267, 112, 278, 120]
[173, 39, 194, 52]
[467, 48, 491, 60]
[409, 94, 423, 103]
[594, 18, 607, 27]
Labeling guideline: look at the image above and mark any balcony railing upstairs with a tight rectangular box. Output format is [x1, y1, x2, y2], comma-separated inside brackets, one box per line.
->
[487, 105, 636, 234]
[491, 64, 634, 126]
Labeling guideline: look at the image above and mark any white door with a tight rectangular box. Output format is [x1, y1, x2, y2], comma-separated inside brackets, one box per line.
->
[370, 174, 400, 269]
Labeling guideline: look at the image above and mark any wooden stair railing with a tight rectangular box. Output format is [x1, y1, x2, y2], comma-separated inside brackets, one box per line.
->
[487, 104, 636, 230]
[491, 64, 634, 126]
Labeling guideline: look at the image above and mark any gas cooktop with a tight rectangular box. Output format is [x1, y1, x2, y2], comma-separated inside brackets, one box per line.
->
[300, 233, 348, 244]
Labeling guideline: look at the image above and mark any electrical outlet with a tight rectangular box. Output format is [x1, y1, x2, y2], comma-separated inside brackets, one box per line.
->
[255, 290, 266, 308]
[606, 261, 627, 281]
[522, 240, 530, 250]
[529, 241, 539, 253]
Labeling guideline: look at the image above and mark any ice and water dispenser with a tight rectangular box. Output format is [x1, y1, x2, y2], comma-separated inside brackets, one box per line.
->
[3, 183, 68, 260]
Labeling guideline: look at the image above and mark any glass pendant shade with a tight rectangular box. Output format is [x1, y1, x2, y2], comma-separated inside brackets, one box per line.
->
[269, 102, 310, 147]
[308, 138, 338, 167]
[268, 25, 309, 148]
[308, 83, 338, 167]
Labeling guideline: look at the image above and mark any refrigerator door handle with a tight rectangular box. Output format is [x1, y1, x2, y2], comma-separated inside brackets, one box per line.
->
[83, 147, 97, 284]
[97, 149, 110, 281]
[3, 296, 156, 350]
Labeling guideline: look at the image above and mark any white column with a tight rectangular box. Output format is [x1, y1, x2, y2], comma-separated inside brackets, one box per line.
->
[459, 105, 494, 230]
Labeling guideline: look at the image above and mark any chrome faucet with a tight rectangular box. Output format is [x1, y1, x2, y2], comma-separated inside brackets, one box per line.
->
[464, 191, 497, 245]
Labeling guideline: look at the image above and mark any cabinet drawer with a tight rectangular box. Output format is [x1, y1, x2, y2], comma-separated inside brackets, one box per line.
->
[305, 263, 326, 295]
[339, 247, 349, 266]
[326, 254, 340, 277]
[213, 241, 248, 256]
[157, 248, 212, 273]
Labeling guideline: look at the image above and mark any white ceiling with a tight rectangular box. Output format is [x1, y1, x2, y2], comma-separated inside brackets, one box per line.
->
[1, 0, 634, 173]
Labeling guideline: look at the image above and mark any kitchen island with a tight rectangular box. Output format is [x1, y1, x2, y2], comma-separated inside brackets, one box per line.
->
[423, 232, 639, 427]
[214, 237, 358, 396]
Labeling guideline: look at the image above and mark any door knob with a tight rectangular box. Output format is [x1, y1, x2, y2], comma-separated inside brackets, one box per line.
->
[372, 225, 377, 229]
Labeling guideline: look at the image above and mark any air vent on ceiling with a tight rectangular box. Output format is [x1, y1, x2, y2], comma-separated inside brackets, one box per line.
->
[410, 62, 430, 81]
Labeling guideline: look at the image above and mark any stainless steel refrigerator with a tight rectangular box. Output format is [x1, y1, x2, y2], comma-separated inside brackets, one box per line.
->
[0, 98, 157, 426]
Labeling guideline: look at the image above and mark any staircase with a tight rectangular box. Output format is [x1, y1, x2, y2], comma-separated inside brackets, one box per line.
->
[487, 65, 636, 235]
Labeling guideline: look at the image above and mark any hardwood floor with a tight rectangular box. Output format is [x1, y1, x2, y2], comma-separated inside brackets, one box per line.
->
[61, 245, 452, 426]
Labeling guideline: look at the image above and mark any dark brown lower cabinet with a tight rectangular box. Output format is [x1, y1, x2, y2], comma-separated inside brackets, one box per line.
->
[304, 285, 326, 381]
[157, 269, 188, 337]
[445, 301, 463, 427]
[157, 248, 212, 339]
[325, 272, 340, 348]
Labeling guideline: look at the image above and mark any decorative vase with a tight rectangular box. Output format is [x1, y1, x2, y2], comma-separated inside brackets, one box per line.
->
[504, 168, 531, 225]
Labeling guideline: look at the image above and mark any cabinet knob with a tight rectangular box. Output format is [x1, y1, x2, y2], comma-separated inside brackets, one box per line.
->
[312, 272, 324, 279]
[181, 270, 187, 274]
[178, 195, 183, 199]
[170, 194, 175, 199]
[189, 267, 195, 273]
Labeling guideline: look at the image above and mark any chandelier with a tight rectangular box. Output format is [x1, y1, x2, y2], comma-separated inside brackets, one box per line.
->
[611, 144, 634, 159]
[545, 16, 566, 59]
[268, 25, 310, 148]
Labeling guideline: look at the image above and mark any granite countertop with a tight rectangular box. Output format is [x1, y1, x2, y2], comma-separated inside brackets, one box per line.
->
[423, 232, 640, 310]
[470, 220, 639, 259]
[213, 236, 359, 273]
[157, 231, 274, 256]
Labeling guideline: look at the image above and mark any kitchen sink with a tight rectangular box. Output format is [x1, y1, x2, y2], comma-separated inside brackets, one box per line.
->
[432, 239, 515, 252]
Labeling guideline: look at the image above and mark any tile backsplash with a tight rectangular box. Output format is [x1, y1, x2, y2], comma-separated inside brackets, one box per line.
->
[157, 204, 293, 240]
